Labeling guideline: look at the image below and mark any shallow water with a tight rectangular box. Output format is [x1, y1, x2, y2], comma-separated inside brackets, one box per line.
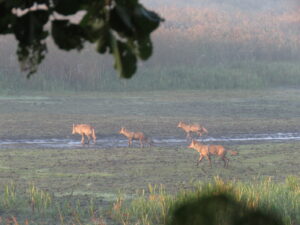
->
[1, 132, 300, 149]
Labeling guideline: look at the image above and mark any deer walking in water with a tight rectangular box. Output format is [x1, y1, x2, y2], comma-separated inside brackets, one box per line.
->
[177, 121, 208, 139]
[72, 124, 96, 145]
[119, 127, 153, 148]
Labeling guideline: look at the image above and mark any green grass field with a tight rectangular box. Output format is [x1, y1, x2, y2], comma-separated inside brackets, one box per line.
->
[0, 143, 299, 224]
[0, 89, 299, 224]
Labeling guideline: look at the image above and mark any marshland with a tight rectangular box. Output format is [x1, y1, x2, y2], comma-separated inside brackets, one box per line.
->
[0, 0, 300, 224]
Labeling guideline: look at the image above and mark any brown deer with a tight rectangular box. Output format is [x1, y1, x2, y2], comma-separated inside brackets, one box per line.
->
[119, 127, 153, 148]
[177, 121, 208, 139]
[188, 140, 238, 168]
[72, 124, 96, 145]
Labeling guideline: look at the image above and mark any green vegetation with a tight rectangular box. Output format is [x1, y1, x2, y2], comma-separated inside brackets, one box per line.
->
[0, 182, 106, 224]
[112, 177, 300, 225]
[1, 58, 300, 94]
[0, 176, 299, 224]
[0, 0, 163, 78]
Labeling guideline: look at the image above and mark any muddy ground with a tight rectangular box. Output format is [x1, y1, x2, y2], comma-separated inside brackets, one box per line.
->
[0, 89, 299, 140]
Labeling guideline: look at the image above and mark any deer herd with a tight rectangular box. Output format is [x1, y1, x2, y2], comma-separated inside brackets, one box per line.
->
[72, 121, 238, 168]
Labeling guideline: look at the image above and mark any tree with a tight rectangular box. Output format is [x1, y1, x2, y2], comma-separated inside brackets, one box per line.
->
[0, 0, 163, 78]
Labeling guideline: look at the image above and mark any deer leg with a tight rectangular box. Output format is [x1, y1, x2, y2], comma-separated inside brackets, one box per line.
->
[81, 134, 85, 145]
[223, 156, 229, 168]
[186, 132, 191, 140]
[128, 138, 131, 147]
[206, 155, 212, 168]
[87, 135, 90, 145]
[140, 139, 144, 148]
[197, 154, 204, 166]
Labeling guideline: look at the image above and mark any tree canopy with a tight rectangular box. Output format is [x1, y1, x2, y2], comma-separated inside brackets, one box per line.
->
[0, 0, 163, 78]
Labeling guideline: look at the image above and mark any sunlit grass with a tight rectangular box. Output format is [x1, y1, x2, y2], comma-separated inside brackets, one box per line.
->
[0, 177, 299, 224]
[0, 182, 108, 224]
[111, 177, 300, 225]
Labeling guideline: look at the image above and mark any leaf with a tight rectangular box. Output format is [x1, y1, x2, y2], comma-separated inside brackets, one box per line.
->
[52, 0, 82, 15]
[96, 26, 110, 53]
[133, 4, 163, 37]
[111, 34, 123, 76]
[137, 37, 152, 60]
[110, 5, 135, 37]
[0, 2, 15, 34]
[80, 10, 107, 44]
[51, 20, 85, 51]
[17, 41, 48, 78]
[111, 35, 137, 78]
[13, 10, 49, 46]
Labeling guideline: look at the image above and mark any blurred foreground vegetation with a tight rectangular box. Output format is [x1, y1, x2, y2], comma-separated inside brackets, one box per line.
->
[0, 177, 299, 224]
[112, 176, 300, 225]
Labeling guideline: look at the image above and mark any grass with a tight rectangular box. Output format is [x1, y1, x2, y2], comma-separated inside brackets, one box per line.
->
[1, 59, 300, 93]
[0, 142, 299, 223]
[111, 176, 300, 225]
[0, 182, 108, 225]
[0, 90, 299, 224]
[0, 176, 299, 224]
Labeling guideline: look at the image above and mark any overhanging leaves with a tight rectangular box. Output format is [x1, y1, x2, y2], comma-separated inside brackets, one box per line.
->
[137, 37, 152, 60]
[133, 4, 162, 38]
[110, 5, 135, 37]
[52, 0, 83, 15]
[52, 20, 85, 51]
[0, 0, 163, 79]
[0, 2, 15, 34]
[111, 36, 137, 78]
[13, 10, 49, 46]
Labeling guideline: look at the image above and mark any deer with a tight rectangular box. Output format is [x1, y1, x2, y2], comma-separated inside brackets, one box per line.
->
[188, 140, 238, 168]
[119, 127, 153, 148]
[72, 124, 96, 145]
[177, 121, 208, 140]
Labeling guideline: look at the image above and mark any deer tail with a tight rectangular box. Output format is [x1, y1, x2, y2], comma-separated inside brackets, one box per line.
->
[228, 150, 238, 156]
[202, 126, 208, 133]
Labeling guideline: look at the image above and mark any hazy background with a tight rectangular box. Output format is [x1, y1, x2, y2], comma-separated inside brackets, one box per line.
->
[1, 0, 300, 93]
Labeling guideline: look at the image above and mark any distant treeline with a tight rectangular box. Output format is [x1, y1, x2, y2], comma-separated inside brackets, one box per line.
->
[1, 5, 300, 94]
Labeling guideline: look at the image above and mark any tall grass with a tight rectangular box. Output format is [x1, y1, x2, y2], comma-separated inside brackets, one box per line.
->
[0, 183, 106, 225]
[0, 177, 299, 224]
[111, 176, 300, 225]
[1, 61, 300, 94]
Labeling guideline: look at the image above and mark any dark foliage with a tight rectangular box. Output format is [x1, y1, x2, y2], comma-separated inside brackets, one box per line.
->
[0, 0, 163, 78]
